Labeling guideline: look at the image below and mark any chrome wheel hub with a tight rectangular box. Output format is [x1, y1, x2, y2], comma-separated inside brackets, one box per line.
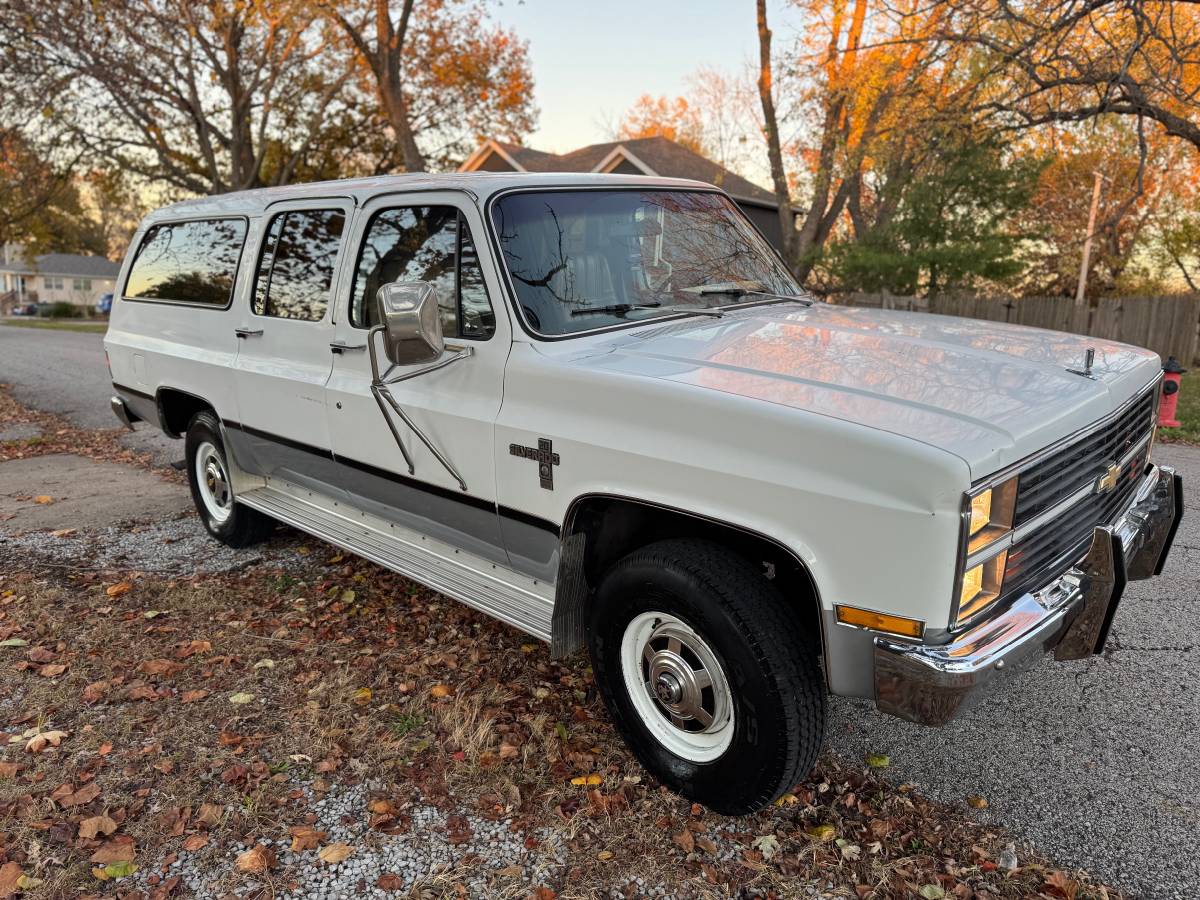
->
[195, 441, 233, 524]
[620, 612, 734, 762]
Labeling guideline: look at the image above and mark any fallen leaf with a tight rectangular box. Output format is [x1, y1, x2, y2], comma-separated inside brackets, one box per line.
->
[138, 659, 183, 678]
[82, 680, 111, 703]
[236, 844, 275, 874]
[92, 860, 137, 880]
[429, 683, 453, 698]
[180, 690, 209, 703]
[105, 582, 132, 597]
[38, 663, 67, 677]
[49, 528, 75, 538]
[254, 658, 274, 670]
[0, 762, 20, 779]
[59, 781, 101, 808]
[0, 638, 28, 648]
[866, 752, 890, 768]
[228, 692, 255, 704]
[176, 639, 211, 658]
[289, 826, 326, 851]
[317, 842, 353, 865]
[569, 774, 602, 786]
[90, 836, 136, 864]
[753, 834, 780, 860]
[33, 495, 53, 504]
[377, 873, 404, 890]
[79, 815, 119, 839]
[673, 829, 695, 854]
[352, 687, 371, 705]
[25, 729, 68, 753]
[966, 794, 989, 809]
[695, 835, 717, 855]
[597, 850, 613, 861]
[774, 792, 800, 807]
[195, 803, 222, 827]
[919, 886, 945, 900]
[0, 862, 21, 896]
[806, 824, 837, 842]
[181, 834, 209, 852]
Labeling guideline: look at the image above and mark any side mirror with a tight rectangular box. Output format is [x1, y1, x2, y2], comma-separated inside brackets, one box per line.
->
[376, 282, 444, 366]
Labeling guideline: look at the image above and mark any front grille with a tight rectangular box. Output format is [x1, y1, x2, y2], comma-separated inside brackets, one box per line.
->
[1001, 386, 1156, 600]
[1013, 388, 1156, 526]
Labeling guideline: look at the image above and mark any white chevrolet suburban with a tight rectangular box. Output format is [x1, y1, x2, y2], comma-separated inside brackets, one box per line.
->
[105, 173, 1182, 814]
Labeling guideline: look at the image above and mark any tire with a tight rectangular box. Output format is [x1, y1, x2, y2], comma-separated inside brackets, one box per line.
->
[588, 538, 825, 814]
[185, 410, 274, 548]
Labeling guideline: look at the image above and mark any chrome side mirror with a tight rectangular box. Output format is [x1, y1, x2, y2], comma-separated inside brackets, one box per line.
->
[376, 281, 444, 366]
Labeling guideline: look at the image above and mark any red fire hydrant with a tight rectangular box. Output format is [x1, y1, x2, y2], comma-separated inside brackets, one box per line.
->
[1159, 356, 1187, 428]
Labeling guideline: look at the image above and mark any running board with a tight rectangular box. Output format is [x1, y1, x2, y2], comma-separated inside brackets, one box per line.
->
[238, 480, 555, 642]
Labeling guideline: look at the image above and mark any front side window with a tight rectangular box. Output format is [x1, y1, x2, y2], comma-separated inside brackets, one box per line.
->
[125, 218, 247, 306]
[490, 190, 800, 336]
[252, 208, 346, 322]
[350, 206, 495, 339]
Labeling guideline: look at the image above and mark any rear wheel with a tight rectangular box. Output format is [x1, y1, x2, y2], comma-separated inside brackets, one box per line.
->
[588, 538, 825, 814]
[185, 410, 274, 548]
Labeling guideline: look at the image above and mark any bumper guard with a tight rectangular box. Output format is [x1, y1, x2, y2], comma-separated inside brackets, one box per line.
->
[874, 464, 1183, 726]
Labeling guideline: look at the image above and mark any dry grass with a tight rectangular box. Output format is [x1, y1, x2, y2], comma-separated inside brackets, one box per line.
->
[0, 553, 1126, 900]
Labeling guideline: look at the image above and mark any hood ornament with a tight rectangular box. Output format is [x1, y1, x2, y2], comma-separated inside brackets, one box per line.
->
[1067, 347, 1097, 380]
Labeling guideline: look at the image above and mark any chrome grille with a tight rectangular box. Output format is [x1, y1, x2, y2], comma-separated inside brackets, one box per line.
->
[1013, 387, 1156, 526]
[1002, 386, 1157, 601]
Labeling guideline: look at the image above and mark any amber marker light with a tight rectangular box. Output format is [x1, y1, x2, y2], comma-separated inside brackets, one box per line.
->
[835, 605, 924, 639]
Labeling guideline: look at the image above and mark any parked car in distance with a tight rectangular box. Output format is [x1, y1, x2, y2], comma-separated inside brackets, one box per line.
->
[96, 292, 113, 315]
[105, 173, 1183, 813]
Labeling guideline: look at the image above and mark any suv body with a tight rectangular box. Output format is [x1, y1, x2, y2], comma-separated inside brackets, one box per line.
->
[106, 173, 1182, 812]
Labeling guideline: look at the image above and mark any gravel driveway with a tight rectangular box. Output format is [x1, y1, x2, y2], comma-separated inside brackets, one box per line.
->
[2, 323, 1197, 898]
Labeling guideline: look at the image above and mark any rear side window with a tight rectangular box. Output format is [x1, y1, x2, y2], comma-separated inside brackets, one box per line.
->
[349, 206, 495, 338]
[252, 208, 346, 322]
[125, 218, 247, 306]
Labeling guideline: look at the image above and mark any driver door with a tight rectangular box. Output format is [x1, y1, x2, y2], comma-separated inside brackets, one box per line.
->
[325, 192, 509, 564]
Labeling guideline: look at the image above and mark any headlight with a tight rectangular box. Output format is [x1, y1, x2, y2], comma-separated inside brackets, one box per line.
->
[954, 475, 1018, 627]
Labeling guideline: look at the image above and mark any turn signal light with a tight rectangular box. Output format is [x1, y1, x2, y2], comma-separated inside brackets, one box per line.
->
[836, 605, 924, 639]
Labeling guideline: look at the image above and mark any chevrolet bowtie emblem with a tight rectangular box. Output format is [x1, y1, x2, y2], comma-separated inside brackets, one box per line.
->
[1095, 462, 1120, 495]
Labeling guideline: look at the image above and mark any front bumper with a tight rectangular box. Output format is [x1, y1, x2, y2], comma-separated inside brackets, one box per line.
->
[874, 464, 1183, 726]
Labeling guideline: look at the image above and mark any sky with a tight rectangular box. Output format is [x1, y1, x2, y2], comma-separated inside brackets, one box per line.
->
[487, 0, 797, 153]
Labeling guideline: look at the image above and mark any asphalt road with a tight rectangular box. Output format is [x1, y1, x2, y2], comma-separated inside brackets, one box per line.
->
[2, 323, 1197, 897]
[0, 324, 178, 466]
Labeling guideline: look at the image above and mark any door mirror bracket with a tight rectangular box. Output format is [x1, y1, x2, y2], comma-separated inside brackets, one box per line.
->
[364, 281, 474, 491]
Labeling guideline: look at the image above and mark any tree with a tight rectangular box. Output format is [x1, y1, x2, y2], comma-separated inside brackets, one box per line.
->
[0, 0, 352, 195]
[937, 2, 1200, 154]
[617, 94, 707, 155]
[0, 130, 105, 256]
[328, 0, 536, 173]
[819, 133, 1040, 295]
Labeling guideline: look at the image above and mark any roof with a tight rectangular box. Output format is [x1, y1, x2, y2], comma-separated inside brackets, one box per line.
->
[0, 252, 120, 279]
[140, 171, 728, 224]
[460, 136, 779, 207]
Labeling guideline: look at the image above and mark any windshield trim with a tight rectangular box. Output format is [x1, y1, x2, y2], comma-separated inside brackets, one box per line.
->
[483, 184, 800, 342]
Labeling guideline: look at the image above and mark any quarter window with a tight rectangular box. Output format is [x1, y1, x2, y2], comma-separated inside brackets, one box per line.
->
[125, 218, 247, 306]
[350, 206, 495, 338]
[253, 209, 346, 322]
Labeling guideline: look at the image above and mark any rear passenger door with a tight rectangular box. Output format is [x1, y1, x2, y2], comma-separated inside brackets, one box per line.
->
[231, 199, 353, 491]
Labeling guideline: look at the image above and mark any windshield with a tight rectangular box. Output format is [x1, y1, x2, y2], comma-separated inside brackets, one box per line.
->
[490, 189, 801, 336]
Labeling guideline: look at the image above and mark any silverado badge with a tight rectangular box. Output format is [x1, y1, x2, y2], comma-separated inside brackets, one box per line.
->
[1095, 462, 1121, 495]
[510, 438, 560, 490]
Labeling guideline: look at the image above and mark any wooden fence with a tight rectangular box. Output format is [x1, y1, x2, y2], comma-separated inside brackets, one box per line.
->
[829, 293, 1200, 365]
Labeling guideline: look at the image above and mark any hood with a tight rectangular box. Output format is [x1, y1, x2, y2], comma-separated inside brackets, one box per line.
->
[556, 302, 1161, 478]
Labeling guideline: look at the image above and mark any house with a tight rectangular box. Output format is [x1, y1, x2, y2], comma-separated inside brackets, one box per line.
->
[459, 136, 794, 252]
[0, 244, 120, 314]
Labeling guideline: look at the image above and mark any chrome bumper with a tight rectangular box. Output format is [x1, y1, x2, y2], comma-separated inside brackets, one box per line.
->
[874, 464, 1183, 726]
[110, 394, 137, 431]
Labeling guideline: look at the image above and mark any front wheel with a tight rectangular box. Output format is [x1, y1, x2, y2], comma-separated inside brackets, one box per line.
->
[588, 539, 825, 814]
[185, 410, 274, 548]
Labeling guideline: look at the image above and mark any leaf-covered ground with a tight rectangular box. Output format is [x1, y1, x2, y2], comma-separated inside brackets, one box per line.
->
[0, 387, 1128, 899]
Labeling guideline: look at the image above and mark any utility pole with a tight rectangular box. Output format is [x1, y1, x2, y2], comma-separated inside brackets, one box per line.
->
[1074, 170, 1109, 307]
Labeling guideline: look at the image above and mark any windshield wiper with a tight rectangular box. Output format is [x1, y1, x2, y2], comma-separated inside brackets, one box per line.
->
[570, 302, 725, 319]
[691, 283, 815, 306]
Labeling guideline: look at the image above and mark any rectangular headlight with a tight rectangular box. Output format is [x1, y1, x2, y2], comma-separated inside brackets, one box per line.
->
[954, 475, 1018, 627]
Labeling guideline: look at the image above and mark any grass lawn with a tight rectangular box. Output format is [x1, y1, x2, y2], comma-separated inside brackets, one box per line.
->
[1158, 369, 1200, 444]
[0, 317, 108, 334]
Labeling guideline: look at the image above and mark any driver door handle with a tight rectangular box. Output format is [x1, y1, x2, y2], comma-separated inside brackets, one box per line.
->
[234, 327, 263, 339]
[330, 340, 367, 354]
